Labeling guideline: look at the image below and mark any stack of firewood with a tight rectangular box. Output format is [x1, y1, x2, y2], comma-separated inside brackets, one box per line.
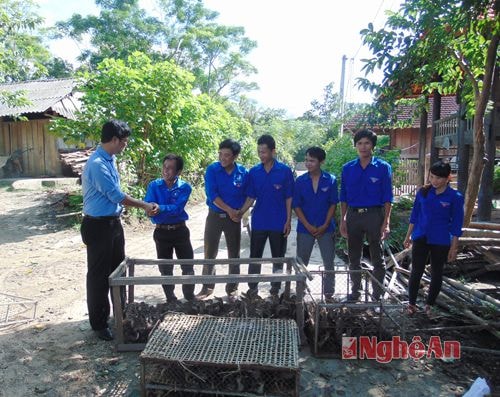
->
[59, 149, 95, 177]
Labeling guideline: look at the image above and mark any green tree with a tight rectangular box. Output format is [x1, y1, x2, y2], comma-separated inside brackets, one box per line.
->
[359, 0, 499, 225]
[0, 0, 72, 82]
[55, 0, 257, 98]
[49, 52, 252, 188]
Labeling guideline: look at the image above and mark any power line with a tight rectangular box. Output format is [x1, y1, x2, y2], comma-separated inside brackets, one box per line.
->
[352, 0, 387, 60]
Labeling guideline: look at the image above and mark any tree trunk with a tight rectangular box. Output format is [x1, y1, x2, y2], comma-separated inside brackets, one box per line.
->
[430, 91, 441, 166]
[463, 33, 499, 226]
[477, 65, 499, 221]
[417, 96, 428, 187]
[457, 103, 470, 194]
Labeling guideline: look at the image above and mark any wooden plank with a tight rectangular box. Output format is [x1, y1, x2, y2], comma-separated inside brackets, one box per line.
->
[469, 222, 500, 231]
[24, 121, 35, 176]
[0, 123, 9, 155]
[33, 119, 45, 176]
[43, 121, 60, 176]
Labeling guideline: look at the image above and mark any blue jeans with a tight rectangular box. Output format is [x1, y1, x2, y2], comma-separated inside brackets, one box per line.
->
[297, 232, 336, 295]
[248, 230, 287, 291]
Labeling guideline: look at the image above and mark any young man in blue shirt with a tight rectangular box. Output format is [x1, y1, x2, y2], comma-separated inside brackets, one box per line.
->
[293, 147, 339, 302]
[81, 120, 158, 341]
[239, 134, 294, 296]
[197, 139, 249, 299]
[339, 129, 393, 301]
[145, 154, 195, 302]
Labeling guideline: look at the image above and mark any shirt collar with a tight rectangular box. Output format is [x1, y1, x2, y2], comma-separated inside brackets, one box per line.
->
[162, 177, 180, 190]
[96, 145, 114, 161]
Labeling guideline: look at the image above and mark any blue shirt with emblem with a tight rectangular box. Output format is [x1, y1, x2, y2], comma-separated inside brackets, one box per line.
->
[410, 185, 464, 245]
[340, 156, 393, 207]
[82, 145, 126, 217]
[293, 171, 339, 234]
[247, 160, 294, 232]
[205, 162, 249, 213]
[144, 177, 191, 224]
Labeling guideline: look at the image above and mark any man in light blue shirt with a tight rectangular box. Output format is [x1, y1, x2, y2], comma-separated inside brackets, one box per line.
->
[81, 120, 158, 341]
[239, 135, 294, 296]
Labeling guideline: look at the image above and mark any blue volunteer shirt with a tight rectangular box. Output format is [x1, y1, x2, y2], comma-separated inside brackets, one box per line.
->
[82, 145, 126, 217]
[205, 162, 249, 213]
[410, 185, 464, 245]
[340, 156, 393, 207]
[144, 177, 191, 224]
[247, 160, 294, 232]
[293, 171, 339, 234]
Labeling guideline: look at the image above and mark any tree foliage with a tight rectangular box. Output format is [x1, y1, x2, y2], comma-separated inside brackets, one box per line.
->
[49, 52, 253, 188]
[55, 0, 257, 98]
[0, 0, 72, 83]
[358, 0, 499, 225]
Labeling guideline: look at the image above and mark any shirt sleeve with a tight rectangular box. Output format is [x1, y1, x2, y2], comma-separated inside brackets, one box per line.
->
[92, 160, 125, 204]
[246, 169, 257, 199]
[330, 175, 339, 204]
[204, 165, 218, 202]
[285, 167, 294, 198]
[292, 179, 302, 208]
[144, 181, 156, 203]
[339, 166, 347, 202]
[450, 192, 464, 237]
[382, 162, 394, 203]
[409, 192, 421, 225]
[161, 183, 192, 216]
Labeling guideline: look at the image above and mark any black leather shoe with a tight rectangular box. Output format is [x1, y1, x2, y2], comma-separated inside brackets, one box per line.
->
[166, 294, 178, 303]
[95, 327, 114, 341]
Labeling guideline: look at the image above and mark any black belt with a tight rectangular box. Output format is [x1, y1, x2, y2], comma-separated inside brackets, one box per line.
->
[156, 222, 186, 230]
[349, 206, 383, 214]
[84, 214, 121, 220]
[209, 209, 228, 218]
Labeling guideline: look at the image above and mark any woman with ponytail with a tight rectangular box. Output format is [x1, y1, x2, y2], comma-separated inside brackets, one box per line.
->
[403, 160, 464, 316]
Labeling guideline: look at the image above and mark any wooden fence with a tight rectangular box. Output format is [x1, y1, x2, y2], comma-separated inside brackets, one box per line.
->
[0, 119, 61, 177]
[393, 158, 419, 196]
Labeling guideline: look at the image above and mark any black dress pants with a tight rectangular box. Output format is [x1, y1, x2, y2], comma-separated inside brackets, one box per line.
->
[81, 217, 125, 331]
[153, 225, 194, 299]
[248, 230, 287, 292]
[408, 237, 449, 306]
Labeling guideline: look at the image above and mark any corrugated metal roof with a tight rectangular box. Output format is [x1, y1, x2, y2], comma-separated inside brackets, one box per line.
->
[0, 78, 80, 119]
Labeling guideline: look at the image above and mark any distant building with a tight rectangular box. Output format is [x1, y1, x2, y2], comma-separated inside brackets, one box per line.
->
[0, 78, 82, 177]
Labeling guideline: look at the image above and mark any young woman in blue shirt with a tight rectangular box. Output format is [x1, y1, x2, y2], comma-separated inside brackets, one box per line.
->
[404, 161, 464, 316]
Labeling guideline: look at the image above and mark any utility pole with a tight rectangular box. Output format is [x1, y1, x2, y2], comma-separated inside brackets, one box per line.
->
[339, 55, 347, 136]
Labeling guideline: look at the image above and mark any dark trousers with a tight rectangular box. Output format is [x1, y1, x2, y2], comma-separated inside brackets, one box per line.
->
[81, 217, 125, 331]
[346, 208, 386, 299]
[408, 237, 449, 306]
[249, 230, 287, 292]
[202, 210, 241, 294]
[153, 225, 194, 299]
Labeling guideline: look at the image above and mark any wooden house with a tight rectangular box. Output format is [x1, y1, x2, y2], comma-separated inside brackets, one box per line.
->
[0, 78, 80, 177]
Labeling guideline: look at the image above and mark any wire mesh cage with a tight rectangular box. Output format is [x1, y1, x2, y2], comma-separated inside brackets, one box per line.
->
[0, 292, 38, 327]
[304, 269, 406, 358]
[140, 313, 300, 396]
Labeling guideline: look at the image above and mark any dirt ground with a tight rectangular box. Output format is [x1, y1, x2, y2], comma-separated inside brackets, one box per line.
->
[0, 180, 497, 397]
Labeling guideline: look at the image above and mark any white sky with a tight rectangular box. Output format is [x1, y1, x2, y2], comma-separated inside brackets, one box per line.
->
[37, 0, 401, 117]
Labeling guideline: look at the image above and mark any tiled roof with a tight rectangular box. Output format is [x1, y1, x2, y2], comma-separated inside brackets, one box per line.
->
[345, 95, 459, 131]
[0, 78, 80, 119]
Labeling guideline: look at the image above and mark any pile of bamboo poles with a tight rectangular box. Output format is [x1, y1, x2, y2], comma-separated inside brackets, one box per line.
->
[382, 242, 500, 353]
